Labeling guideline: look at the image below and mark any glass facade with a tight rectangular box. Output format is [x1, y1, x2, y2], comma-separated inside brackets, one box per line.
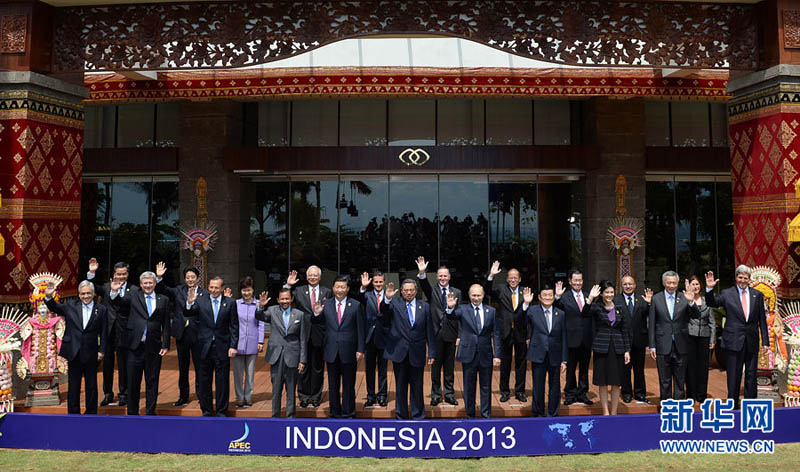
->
[83, 104, 179, 149]
[644, 101, 728, 147]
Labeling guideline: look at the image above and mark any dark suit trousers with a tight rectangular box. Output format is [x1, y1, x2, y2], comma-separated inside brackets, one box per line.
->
[531, 354, 562, 417]
[365, 337, 387, 400]
[102, 322, 127, 400]
[195, 342, 231, 416]
[499, 334, 527, 395]
[176, 334, 197, 401]
[726, 342, 759, 404]
[299, 339, 324, 403]
[431, 336, 456, 400]
[462, 358, 492, 418]
[127, 343, 163, 415]
[67, 356, 98, 414]
[270, 359, 299, 417]
[327, 354, 357, 418]
[565, 344, 591, 400]
[393, 355, 425, 419]
[656, 341, 686, 400]
[622, 345, 647, 399]
[686, 336, 711, 402]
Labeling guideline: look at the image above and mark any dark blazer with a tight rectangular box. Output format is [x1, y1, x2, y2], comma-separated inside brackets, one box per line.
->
[380, 296, 437, 368]
[706, 287, 769, 353]
[256, 305, 309, 368]
[356, 288, 390, 349]
[155, 281, 206, 342]
[317, 297, 365, 364]
[95, 280, 135, 346]
[590, 304, 631, 354]
[112, 287, 171, 353]
[448, 304, 502, 367]
[183, 293, 239, 360]
[46, 298, 107, 363]
[555, 289, 593, 348]
[418, 276, 461, 342]
[614, 293, 649, 349]
[291, 284, 333, 346]
[525, 304, 568, 366]
[483, 279, 527, 341]
[648, 290, 700, 356]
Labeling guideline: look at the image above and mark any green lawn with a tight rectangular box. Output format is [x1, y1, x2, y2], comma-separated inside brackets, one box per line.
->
[1, 444, 799, 471]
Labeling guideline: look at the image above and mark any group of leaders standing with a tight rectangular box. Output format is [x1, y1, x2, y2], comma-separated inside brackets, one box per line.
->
[46, 254, 769, 419]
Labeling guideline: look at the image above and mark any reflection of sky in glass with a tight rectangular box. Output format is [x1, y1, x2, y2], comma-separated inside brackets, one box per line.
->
[339, 180, 388, 233]
[676, 186, 712, 251]
[111, 182, 149, 226]
[389, 179, 438, 219]
[440, 180, 488, 221]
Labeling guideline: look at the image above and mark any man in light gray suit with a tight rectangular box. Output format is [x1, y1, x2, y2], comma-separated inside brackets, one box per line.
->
[256, 287, 309, 417]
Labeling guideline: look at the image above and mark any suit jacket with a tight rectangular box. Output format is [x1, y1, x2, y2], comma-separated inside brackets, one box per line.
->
[256, 305, 309, 367]
[648, 291, 700, 356]
[590, 304, 631, 354]
[418, 275, 461, 343]
[614, 293, 649, 349]
[525, 304, 568, 365]
[317, 297, 365, 364]
[183, 293, 239, 360]
[95, 280, 135, 346]
[380, 296, 437, 368]
[156, 281, 206, 342]
[356, 288, 391, 349]
[555, 289, 593, 349]
[706, 287, 769, 353]
[448, 304, 502, 367]
[291, 284, 333, 346]
[483, 279, 526, 342]
[112, 287, 171, 353]
[46, 298, 107, 363]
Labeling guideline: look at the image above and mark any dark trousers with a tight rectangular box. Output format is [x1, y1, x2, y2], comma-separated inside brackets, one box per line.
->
[102, 328, 127, 400]
[127, 343, 162, 415]
[67, 356, 98, 414]
[564, 344, 591, 400]
[726, 342, 760, 405]
[394, 355, 425, 419]
[270, 359, 299, 417]
[686, 336, 711, 402]
[195, 343, 231, 416]
[499, 334, 527, 395]
[326, 355, 357, 418]
[656, 342, 686, 400]
[365, 338, 388, 401]
[531, 354, 562, 417]
[462, 358, 492, 418]
[175, 334, 197, 401]
[431, 337, 456, 400]
[622, 344, 647, 399]
[298, 340, 324, 403]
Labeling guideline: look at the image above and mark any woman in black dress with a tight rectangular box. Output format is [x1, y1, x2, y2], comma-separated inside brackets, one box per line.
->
[591, 280, 631, 416]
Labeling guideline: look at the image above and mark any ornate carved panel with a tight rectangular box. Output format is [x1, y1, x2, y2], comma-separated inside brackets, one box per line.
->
[0, 14, 27, 54]
[53, 1, 759, 72]
[784, 10, 800, 49]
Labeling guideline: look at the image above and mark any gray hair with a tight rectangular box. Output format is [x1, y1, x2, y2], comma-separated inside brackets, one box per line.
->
[139, 271, 157, 283]
[306, 265, 321, 277]
[662, 270, 679, 285]
[77, 280, 95, 294]
[735, 265, 752, 277]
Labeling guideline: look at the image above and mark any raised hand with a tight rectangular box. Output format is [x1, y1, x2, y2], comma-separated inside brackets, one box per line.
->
[446, 291, 457, 310]
[705, 271, 718, 290]
[257, 291, 270, 308]
[489, 260, 502, 278]
[223, 287, 233, 298]
[643, 288, 654, 304]
[587, 284, 601, 303]
[313, 301, 323, 315]
[522, 286, 534, 305]
[155, 261, 167, 278]
[88, 257, 99, 274]
[45, 282, 56, 297]
[286, 270, 298, 286]
[110, 279, 122, 293]
[415, 256, 428, 274]
[385, 282, 397, 299]
[683, 279, 696, 301]
[555, 280, 566, 298]
[360, 271, 371, 289]
[187, 287, 198, 305]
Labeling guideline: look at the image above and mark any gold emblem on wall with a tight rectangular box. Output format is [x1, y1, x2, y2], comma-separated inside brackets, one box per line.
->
[398, 148, 430, 167]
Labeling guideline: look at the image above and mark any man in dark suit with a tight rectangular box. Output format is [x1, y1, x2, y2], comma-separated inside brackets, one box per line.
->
[648, 271, 700, 401]
[615, 275, 653, 404]
[256, 288, 309, 417]
[88, 258, 132, 407]
[45, 280, 107, 414]
[312, 275, 364, 418]
[110, 271, 170, 415]
[286, 266, 332, 408]
[154, 262, 204, 406]
[184, 276, 239, 417]
[554, 270, 594, 406]
[381, 279, 437, 419]
[358, 271, 391, 407]
[416, 256, 461, 406]
[522, 284, 568, 417]
[485, 261, 528, 403]
[445, 285, 502, 418]
[705, 266, 770, 407]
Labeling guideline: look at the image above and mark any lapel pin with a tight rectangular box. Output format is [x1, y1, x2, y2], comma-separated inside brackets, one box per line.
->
[348, 303, 351, 307]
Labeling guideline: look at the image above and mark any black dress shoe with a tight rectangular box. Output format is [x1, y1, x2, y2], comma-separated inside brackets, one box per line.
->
[216, 412, 227, 417]
[365, 399, 376, 407]
[622, 394, 632, 404]
[580, 397, 594, 406]
[445, 397, 458, 406]
[244, 402, 252, 408]
[312, 400, 321, 408]
[236, 402, 245, 408]
[100, 394, 114, 406]
[564, 398, 575, 406]
[300, 400, 308, 408]
[431, 397, 441, 407]
[118, 399, 127, 407]
[500, 393, 510, 402]
[635, 396, 652, 405]
[378, 397, 388, 407]
[173, 399, 188, 407]
[515, 392, 527, 403]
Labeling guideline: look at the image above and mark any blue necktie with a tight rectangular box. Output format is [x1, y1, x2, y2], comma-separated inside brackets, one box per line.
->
[667, 294, 674, 319]
[441, 287, 447, 310]
[213, 298, 220, 323]
[407, 302, 415, 326]
[628, 296, 634, 315]
[283, 309, 290, 334]
[144, 295, 153, 340]
[474, 305, 482, 331]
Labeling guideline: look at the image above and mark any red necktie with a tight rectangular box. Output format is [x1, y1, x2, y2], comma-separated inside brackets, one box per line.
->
[576, 292, 584, 311]
[337, 301, 343, 325]
[311, 287, 317, 307]
[741, 289, 749, 322]
[376, 292, 381, 309]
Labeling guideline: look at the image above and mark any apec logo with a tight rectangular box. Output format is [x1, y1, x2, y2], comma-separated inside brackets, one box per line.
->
[228, 423, 252, 453]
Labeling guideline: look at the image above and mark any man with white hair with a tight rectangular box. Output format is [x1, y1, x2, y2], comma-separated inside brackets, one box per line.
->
[705, 265, 770, 407]
[286, 266, 332, 408]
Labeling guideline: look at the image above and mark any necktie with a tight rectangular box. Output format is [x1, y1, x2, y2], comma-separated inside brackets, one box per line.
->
[628, 296, 634, 315]
[311, 287, 317, 307]
[376, 292, 381, 309]
[576, 292, 584, 311]
[213, 298, 219, 323]
[407, 302, 414, 326]
[146, 295, 153, 317]
[667, 294, 674, 319]
[474, 305, 482, 331]
[545, 308, 551, 333]
[83, 304, 91, 329]
[337, 301, 343, 325]
[512, 290, 517, 311]
[741, 289, 749, 322]
[283, 309, 290, 333]
[441, 287, 447, 310]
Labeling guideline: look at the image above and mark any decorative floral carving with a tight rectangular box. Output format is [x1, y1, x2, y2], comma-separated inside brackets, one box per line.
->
[0, 14, 26, 54]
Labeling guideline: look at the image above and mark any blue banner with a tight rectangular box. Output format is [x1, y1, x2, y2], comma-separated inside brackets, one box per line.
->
[1, 408, 798, 457]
